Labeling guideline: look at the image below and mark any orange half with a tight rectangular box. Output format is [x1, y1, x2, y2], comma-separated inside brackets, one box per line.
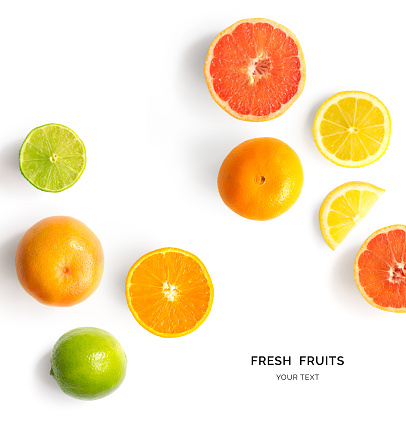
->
[204, 18, 306, 121]
[354, 225, 406, 312]
[125, 248, 214, 337]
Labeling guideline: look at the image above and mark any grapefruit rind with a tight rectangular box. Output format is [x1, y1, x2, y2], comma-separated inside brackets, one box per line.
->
[204, 18, 306, 122]
[313, 91, 391, 168]
[319, 182, 384, 250]
[354, 225, 406, 313]
[125, 247, 214, 338]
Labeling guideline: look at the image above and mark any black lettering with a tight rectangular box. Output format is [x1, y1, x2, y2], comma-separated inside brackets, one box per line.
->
[315, 356, 324, 366]
[251, 356, 258, 365]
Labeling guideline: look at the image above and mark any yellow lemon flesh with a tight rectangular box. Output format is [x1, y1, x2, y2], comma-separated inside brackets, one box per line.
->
[313, 91, 390, 167]
[319, 182, 384, 250]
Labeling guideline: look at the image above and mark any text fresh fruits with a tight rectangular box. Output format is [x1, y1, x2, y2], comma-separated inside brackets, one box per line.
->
[319, 182, 384, 250]
[50, 327, 127, 400]
[19, 123, 86, 192]
[126, 248, 213, 338]
[313, 91, 390, 167]
[354, 225, 406, 312]
[218, 137, 303, 220]
[15, 216, 104, 306]
[204, 18, 305, 121]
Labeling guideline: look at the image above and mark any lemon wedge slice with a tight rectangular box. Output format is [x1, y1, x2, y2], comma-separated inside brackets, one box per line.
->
[313, 91, 390, 167]
[319, 182, 384, 250]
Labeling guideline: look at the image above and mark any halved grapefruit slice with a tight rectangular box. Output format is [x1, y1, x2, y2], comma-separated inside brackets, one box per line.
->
[354, 225, 406, 312]
[204, 18, 306, 121]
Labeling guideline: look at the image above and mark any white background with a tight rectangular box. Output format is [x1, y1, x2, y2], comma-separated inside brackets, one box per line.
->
[0, 0, 404, 423]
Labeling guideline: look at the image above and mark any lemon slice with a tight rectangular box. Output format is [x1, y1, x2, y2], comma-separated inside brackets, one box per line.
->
[319, 182, 384, 250]
[313, 91, 390, 167]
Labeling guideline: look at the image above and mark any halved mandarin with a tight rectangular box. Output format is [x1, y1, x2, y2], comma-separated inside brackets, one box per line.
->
[204, 18, 306, 121]
[354, 225, 406, 312]
[125, 248, 214, 337]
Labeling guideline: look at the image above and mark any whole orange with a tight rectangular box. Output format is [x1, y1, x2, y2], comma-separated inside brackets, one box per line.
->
[15, 216, 104, 306]
[218, 137, 304, 220]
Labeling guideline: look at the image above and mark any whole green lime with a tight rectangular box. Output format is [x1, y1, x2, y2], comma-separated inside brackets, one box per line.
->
[50, 327, 127, 400]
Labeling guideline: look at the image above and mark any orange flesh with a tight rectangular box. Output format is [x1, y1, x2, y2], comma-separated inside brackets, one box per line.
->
[210, 22, 302, 116]
[357, 228, 406, 309]
[126, 250, 212, 335]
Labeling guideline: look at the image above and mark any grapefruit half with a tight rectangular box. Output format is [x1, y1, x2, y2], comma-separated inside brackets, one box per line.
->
[354, 225, 406, 312]
[204, 18, 306, 121]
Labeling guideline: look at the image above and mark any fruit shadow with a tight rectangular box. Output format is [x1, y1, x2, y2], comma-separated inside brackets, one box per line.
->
[178, 32, 217, 111]
[330, 242, 378, 317]
[186, 133, 240, 197]
[305, 93, 335, 142]
[0, 232, 24, 300]
[312, 199, 325, 245]
[35, 350, 68, 401]
[110, 243, 160, 309]
[0, 140, 36, 197]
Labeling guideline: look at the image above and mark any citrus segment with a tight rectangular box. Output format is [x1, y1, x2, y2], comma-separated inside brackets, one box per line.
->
[205, 18, 305, 121]
[125, 248, 213, 338]
[313, 91, 390, 167]
[354, 225, 406, 312]
[319, 182, 384, 250]
[19, 123, 86, 192]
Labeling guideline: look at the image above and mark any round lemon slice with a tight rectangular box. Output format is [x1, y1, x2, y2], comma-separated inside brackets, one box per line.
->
[319, 181, 385, 250]
[313, 91, 390, 167]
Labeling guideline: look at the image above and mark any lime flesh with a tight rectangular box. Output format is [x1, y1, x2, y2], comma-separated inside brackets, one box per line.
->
[50, 327, 127, 400]
[19, 123, 86, 192]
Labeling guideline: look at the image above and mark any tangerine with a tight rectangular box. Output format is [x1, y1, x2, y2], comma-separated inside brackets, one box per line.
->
[15, 216, 104, 306]
[217, 137, 303, 220]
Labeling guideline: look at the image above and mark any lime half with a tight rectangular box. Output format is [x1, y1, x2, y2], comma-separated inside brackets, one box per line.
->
[19, 123, 86, 192]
